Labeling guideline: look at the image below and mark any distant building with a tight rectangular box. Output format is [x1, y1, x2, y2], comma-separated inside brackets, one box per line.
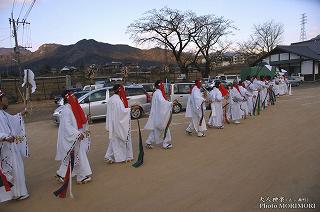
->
[104, 62, 123, 70]
[253, 35, 320, 81]
[232, 54, 246, 64]
[60, 66, 77, 73]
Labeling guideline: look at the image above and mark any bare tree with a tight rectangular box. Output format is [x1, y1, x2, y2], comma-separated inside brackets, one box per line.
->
[237, 39, 261, 64]
[237, 20, 284, 64]
[127, 7, 200, 77]
[191, 15, 235, 77]
[253, 20, 284, 53]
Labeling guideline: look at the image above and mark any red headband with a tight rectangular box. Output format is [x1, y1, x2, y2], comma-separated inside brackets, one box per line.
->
[195, 80, 201, 89]
[117, 86, 129, 108]
[158, 81, 167, 100]
[67, 93, 87, 129]
[219, 84, 229, 97]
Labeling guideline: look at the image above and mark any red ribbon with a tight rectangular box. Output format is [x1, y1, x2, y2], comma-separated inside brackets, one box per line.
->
[0, 169, 11, 192]
[67, 93, 87, 129]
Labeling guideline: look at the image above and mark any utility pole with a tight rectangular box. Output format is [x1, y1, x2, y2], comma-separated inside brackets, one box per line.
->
[9, 0, 36, 103]
[300, 13, 307, 41]
[10, 12, 24, 81]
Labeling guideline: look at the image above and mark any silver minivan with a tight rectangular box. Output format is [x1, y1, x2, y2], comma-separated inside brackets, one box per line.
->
[53, 85, 151, 124]
[170, 83, 194, 113]
[169, 83, 209, 113]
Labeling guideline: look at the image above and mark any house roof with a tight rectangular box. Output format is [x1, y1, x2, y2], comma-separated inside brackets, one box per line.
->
[275, 45, 320, 60]
[252, 35, 320, 65]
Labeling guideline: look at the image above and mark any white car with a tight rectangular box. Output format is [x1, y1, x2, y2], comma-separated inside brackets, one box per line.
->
[291, 73, 304, 83]
[218, 75, 240, 84]
[83, 84, 104, 91]
[169, 83, 194, 113]
[53, 85, 151, 124]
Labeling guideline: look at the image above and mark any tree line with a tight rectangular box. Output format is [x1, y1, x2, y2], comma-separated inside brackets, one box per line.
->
[127, 7, 284, 78]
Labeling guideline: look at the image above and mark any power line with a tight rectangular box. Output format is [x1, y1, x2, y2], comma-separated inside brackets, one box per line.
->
[0, 36, 10, 42]
[22, 0, 36, 22]
[12, 0, 16, 14]
[18, 0, 26, 21]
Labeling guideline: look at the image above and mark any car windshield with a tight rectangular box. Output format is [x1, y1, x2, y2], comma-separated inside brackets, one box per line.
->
[126, 87, 146, 96]
[74, 91, 88, 99]
[227, 76, 237, 80]
[142, 84, 154, 92]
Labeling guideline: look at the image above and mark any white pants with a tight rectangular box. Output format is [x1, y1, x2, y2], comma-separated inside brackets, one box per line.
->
[186, 115, 207, 133]
[146, 128, 172, 148]
[246, 96, 254, 115]
[0, 146, 28, 202]
[208, 102, 223, 127]
[230, 102, 242, 121]
[105, 138, 133, 163]
[57, 141, 92, 182]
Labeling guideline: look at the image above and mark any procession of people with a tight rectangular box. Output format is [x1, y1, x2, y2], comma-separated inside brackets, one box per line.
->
[0, 74, 290, 202]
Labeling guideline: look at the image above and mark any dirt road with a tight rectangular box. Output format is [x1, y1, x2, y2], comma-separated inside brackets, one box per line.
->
[1, 84, 320, 212]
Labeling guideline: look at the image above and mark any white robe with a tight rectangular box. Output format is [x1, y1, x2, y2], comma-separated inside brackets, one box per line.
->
[207, 88, 224, 127]
[244, 80, 255, 115]
[228, 87, 243, 121]
[239, 86, 250, 116]
[105, 94, 133, 162]
[279, 79, 288, 95]
[271, 79, 280, 96]
[144, 89, 173, 147]
[253, 79, 265, 109]
[260, 81, 269, 108]
[0, 110, 28, 202]
[185, 87, 207, 133]
[55, 104, 92, 181]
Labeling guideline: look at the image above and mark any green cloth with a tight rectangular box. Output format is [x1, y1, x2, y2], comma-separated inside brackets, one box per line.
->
[240, 66, 276, 81]
[132, 119, 144, 168]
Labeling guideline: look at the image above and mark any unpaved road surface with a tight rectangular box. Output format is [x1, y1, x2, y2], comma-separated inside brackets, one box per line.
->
[1, 84, 320, 212]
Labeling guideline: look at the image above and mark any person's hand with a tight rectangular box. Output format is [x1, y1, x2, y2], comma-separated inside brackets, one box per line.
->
[79, 133, 85, 140]
[21, 108, 28, 116]
[85, 130, 90, 137]
[5, 136, 15, 143]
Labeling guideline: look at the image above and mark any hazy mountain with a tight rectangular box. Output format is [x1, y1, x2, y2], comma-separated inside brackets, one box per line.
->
[0, 39, 175, 71]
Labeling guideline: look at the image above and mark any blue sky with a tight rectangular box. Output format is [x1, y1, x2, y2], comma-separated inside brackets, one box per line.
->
[0, 0, 319, 51]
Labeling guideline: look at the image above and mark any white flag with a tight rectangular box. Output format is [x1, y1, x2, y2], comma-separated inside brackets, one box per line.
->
[22, 69, 37, 93]
[265, 65, 272, 71]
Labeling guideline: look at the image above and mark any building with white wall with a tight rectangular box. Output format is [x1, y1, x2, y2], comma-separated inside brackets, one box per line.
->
[254, 35, 320, 81]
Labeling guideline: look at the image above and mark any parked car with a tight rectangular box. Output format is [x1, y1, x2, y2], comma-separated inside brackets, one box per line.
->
[83, 84, 104, 91]
[287, 76, 301, 87]
[54, 88, 82, 104]
[57, 91, 89, 106]
[170, 83, 193, 113]
[291, 73, 304, 83]
[53, 85, 151, 124]
[169, 83, 210, 113]
[221, 75, 241, 84]
[205, 79, 228, 89]
[140, 83, 155, 96]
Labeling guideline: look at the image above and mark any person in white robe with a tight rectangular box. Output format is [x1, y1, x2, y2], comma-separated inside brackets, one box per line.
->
[243, 77, 254, 115]
[0, 90, 29, 202]
[144, 80, 173, 149]
[105, 85, 133, 163]
[271, 77, 280, 96]
[253, 76, 268, 111]
[262, 77, 271, 108]
[238, 82, 251, 118]
[255, 76, 269, 110]
[278, 76, 288, 95]
[185, 80, 207, 137]
[228, 82, 244, 124]
[207, 81, 224, 129]
[55, 92, 92, 184]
